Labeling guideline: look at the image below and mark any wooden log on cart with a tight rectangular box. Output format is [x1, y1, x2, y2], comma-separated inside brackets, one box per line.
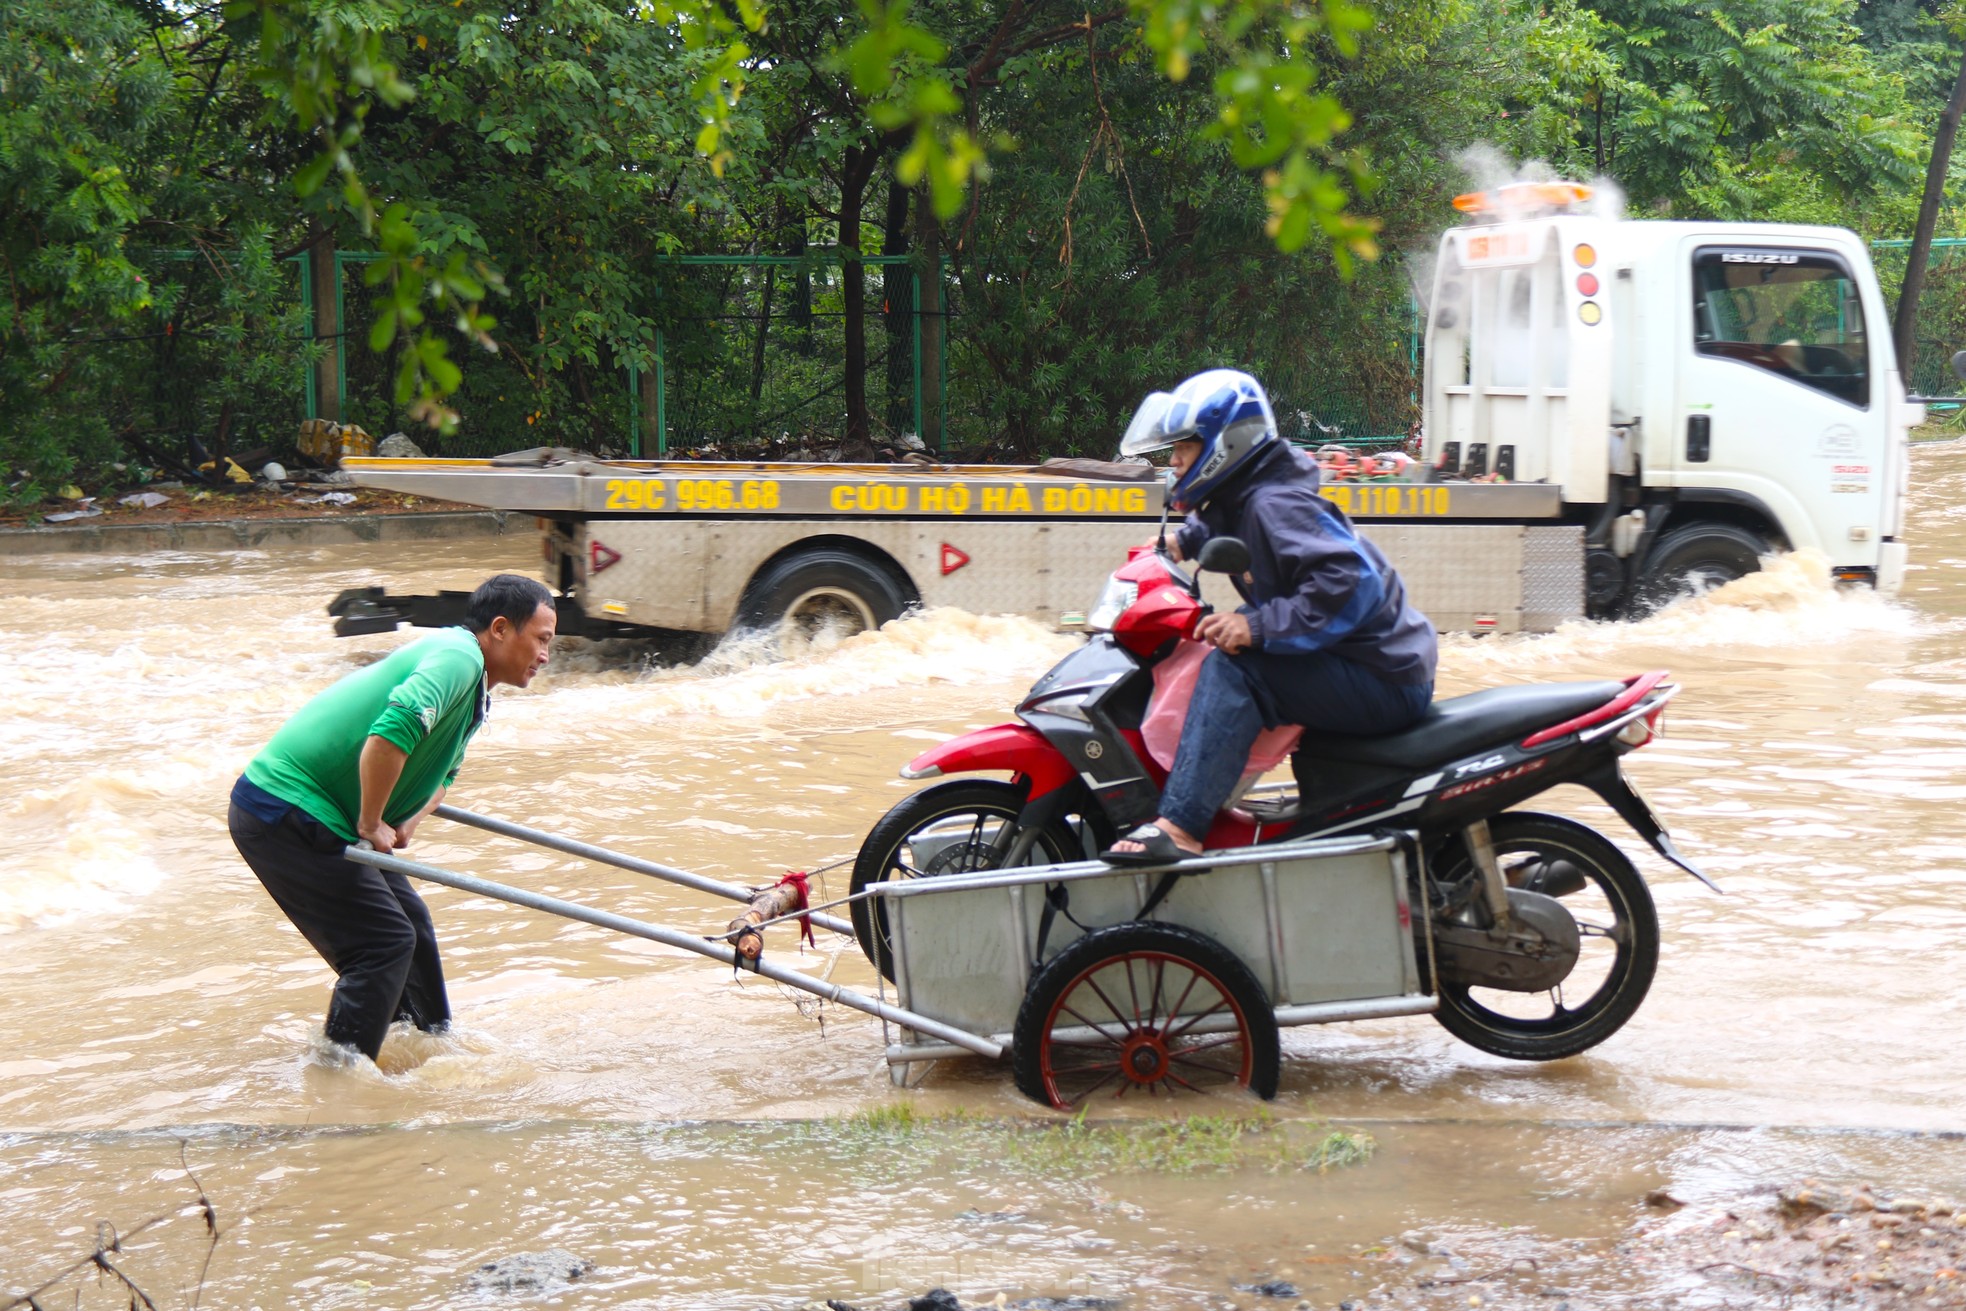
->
[726, 874, 811, 961]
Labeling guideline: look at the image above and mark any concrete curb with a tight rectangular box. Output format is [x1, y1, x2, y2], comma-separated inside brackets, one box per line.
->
[0, 509, 522, 556]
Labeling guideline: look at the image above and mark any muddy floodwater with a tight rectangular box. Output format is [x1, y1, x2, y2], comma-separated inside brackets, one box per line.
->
[4, 444, 1966, 1308]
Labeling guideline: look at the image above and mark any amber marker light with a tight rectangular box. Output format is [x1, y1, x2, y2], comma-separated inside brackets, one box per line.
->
[1574, 243, 1597, 268]
[1454, 182, 1594, 214]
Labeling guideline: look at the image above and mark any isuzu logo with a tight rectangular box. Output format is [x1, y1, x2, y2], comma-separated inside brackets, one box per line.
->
[1721, 252, 1801, 264]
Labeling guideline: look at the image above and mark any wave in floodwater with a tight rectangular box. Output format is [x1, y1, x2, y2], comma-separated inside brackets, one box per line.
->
[1442, 550, 1928, 676]
[0, 772, 176, 935]
[521, 607, 1077, 720]
[0, 610, 1070, 937]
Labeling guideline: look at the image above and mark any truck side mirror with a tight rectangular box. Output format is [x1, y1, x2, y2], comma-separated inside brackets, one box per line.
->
[1952, 350, 1966, 383]
[1197, 536, 1251, 575]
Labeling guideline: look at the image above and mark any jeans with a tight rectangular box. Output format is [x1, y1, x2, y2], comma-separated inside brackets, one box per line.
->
[228, 801, 451, 1060]
[1157, 647, 1433, 840]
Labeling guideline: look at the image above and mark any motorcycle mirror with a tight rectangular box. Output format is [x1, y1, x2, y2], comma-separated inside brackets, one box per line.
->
[1197, 536, 1251, 575]
[1952, 349, 1966, 382]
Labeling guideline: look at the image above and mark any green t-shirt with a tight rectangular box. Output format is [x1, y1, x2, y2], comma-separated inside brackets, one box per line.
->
[245, 627, 489, 840]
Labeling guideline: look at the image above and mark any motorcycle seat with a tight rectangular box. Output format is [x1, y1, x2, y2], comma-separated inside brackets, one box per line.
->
[1293, 680, 1627, 771]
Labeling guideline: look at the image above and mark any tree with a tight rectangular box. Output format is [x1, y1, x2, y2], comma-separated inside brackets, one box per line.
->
[918, 2, 1530, 458]
[1887, 3, 1966, 380]
[1527, 0, 1921, 225]
[1, 0, 315, 498]
[217, 0, 1387, 435]
[344, 0, 719, 446]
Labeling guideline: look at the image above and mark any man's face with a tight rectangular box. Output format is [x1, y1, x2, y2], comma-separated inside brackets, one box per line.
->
[1168, 439, 1204, 476]
[485, 604, 556, 688]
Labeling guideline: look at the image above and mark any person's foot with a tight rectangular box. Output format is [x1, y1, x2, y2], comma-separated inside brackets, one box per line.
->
[1104, 817, 1203, 860]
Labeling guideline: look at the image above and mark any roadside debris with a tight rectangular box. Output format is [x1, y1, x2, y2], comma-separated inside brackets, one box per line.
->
[377, 431, 426, 459]
[43, 499, 102, 522]
[297, 418, 375, 468]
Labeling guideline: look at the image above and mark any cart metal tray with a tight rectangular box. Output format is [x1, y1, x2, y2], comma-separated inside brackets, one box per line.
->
[876, 830, 1436, 1067]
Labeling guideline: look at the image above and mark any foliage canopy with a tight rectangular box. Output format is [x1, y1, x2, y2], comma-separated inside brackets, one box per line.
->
[1, 0, 1959, 502]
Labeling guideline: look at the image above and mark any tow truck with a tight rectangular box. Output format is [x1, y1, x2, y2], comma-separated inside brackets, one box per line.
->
[330, 181, 1914, 642]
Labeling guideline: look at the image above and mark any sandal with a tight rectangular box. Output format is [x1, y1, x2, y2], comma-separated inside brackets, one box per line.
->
[1100, 823, 1198, 867]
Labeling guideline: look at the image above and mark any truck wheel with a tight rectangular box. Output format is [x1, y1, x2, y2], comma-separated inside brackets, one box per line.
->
[1630, 523, 1769, 615]
[736, 549, 913, 642]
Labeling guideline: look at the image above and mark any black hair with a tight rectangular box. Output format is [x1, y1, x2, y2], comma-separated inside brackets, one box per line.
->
[463, 574, 554, 634]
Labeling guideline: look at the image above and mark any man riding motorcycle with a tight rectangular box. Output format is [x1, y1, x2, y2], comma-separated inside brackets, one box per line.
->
[1103, 369, 1440, 865]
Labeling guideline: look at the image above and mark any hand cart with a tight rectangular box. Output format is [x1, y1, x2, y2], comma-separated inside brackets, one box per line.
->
[345, 811, 1434, 1110]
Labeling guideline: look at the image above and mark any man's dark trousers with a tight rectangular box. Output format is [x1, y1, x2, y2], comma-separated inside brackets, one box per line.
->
[228, 802, 451, 1060]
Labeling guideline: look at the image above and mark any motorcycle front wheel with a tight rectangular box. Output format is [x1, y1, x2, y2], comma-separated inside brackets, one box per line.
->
[1429, 812, 1660, 1061]
[849, 778, 1082, 979]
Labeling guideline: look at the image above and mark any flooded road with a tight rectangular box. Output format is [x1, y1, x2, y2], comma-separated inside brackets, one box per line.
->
[3, 441, 1964, 1307]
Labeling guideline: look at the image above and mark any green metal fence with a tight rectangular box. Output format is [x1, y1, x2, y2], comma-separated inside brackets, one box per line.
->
[331, 251, 945, 458]
[1870, 237, 1966, 399]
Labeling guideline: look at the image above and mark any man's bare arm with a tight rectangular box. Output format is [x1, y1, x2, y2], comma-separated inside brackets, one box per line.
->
[356, 736, 409, 852]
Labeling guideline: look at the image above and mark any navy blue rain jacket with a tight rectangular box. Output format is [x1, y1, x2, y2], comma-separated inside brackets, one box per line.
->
[1175, 442, 1438, 687]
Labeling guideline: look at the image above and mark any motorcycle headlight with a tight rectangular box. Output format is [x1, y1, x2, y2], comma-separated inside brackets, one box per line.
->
[1086, 577, 1138, 632]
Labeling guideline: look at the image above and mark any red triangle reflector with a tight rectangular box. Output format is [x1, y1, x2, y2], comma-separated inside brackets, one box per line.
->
[591, 539, 623, 573]
[940, 543, 970, 576]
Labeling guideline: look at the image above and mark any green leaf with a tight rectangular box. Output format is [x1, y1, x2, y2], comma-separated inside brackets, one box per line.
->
[294, 152, 335, 197]
[370, 307, 399, 352]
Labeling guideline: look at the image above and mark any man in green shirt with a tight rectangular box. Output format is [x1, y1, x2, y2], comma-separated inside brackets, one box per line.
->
[228, 574, 557, 1062]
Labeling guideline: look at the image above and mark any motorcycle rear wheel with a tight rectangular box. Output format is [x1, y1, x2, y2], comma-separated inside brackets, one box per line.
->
[850, 778, 1081, 979]
[1429, 813, 1659, 1061]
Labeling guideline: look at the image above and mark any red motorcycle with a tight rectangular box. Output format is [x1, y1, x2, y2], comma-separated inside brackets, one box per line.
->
[850, 536, 1715, 1061]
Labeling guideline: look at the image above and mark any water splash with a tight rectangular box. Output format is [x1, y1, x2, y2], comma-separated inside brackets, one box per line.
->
[515, 608, 1075, 723]
[0, 774, 171, 933]
[1442, 551, 1924, 675]
[306, 1023, 537, 1089]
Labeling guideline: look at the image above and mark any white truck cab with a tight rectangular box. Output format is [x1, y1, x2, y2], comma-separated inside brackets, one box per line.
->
[1425, 183, 1916, 612]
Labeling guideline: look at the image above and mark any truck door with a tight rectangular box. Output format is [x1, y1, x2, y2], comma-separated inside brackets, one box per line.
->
[1674, 242, 1886, 564]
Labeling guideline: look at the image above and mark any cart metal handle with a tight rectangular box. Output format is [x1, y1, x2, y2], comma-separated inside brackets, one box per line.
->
[434, 804, 856, 938]
[344, 843, 1002, 1060]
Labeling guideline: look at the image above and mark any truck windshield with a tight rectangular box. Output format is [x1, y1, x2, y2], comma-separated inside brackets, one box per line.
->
[1692, 249, 1869, 408]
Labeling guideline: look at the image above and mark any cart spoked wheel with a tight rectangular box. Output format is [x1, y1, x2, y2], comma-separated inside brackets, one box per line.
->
[1012, 922, 1280, 1110]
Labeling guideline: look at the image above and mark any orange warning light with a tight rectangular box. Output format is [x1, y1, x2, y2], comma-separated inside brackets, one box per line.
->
[1453, 182, 1595, 214]
[1574, 243, 1597, 268]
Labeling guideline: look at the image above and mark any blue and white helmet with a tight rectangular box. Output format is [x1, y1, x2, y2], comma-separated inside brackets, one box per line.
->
[1118, 368, 1278, 511]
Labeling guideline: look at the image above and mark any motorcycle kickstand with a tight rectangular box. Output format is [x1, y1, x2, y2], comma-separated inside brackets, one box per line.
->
[1464, 818, 1514, 934]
